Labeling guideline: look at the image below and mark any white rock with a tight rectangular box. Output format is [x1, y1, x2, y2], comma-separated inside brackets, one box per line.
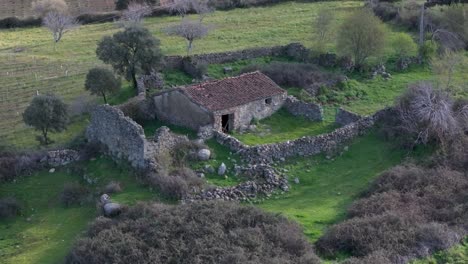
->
[49, 168, 55, 173]
[218, 163, 227, 176]
[100, 194, 111, 204]
[197, 149, 211, 161]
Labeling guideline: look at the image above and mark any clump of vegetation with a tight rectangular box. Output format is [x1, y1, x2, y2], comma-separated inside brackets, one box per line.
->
[23, 93, 69, 145]
[66, 201, 321, 264]
[103, 181, 122, 194]
[0, 197, 21, 219]
[85, 67, 121, 104]
[59, 182, 90, 207]
[337, 8, 387, 67]
[316, 164, 466, 263]
[0, 151, 44, 182]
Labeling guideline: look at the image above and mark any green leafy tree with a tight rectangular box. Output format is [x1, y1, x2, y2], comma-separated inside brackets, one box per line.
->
[336, 9, 387, 66]
[96, 25, 162, 89]
[85, 67, 121, 104]
[23, 94, 69, 145]
[392, 33, 418, 59]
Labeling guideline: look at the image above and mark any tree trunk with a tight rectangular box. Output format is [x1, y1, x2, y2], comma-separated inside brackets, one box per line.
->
[42, 128, 49, 145]
[131, 68, 138, 90]
[187, 40, 193, 56]
[418, 5, 425, 62]
[102, 92, 108, 104]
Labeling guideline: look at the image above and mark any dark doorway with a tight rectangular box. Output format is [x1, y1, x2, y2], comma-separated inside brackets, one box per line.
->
[221, 114, 230, 133]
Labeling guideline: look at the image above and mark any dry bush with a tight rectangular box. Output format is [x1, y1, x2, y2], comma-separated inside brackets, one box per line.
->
[342, 250, 393, 264]
[60, 182, 90, 207]
[317, 163, 468, 263]
[103, 181, 122, 194]
[147, 167, 203, 200]
[0, 151, 45, 183]
[0, 197, 21, 219]
[66, 201, 321, 264]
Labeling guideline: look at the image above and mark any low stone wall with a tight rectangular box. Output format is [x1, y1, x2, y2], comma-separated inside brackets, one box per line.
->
[86, 105, 155, 169]
[164, 43, 305, 70]
[284, 96, 323, 121]
[335, 108, 363, 127]
[41, 150, 80, 167]
[186, 164, 288, 202]
[214, 110, 385, 163]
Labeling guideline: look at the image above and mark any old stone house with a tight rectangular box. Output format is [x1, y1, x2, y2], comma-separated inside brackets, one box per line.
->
[153, 71, 287, 132]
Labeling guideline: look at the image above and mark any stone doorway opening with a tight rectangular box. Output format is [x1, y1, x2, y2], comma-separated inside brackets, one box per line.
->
[221, 114, 232, 133]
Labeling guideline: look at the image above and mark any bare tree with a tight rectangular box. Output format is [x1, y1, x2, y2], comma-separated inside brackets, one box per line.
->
[43, 11, 79, 50]
[122, 1, 152, 23]
[192, 0, 213, 22]
[170, 0, 192, 18]
[165, 18, 210, 55]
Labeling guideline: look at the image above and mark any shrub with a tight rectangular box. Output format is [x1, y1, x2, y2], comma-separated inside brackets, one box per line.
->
[60, 182, 89, 207]
[0, 197, 21, 219]
[0, 16, 42, 29]
[317, 163, 468, 262]
[147, 167, 203, 200]
[67, 201, 321, 264]
[392, 33, 418, 60]
[372, 2, 398, 22]
[76, 12, 122, 24]
[337, 9, 387, 66]
[103, 181, 122, 194]
[0, 151, 44, 183]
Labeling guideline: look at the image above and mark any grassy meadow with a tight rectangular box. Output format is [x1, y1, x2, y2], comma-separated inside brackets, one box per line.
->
[0, 0, 429, 149]
[0, 156, 161, 264]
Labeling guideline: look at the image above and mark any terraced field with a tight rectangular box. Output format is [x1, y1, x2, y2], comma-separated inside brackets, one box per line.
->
[0, 0, 116, 19]
[0, 1, 365, 148]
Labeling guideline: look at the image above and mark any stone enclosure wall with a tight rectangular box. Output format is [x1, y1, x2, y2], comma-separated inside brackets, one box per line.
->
[283, 96, 323, 121]
[335, 107, 363, 127]
[215, 110, 385, 163]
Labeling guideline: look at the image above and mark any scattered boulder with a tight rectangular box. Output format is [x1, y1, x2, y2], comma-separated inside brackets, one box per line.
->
[103, 203, 122, 217]
[294, 177, 300, 184]
[49, 168, 56, 173]
[197, 149, 211, 161]
[100, 194, 111, 204]
[218, 163, 227, 176]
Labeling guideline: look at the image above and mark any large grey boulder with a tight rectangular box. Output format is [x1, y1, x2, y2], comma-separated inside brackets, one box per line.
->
[218, 163, 227, 176]
[104, 203, 122, 217]
[197, 149, 211, 161]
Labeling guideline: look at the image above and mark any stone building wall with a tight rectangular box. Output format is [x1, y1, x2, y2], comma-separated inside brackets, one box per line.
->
[86, 105, 155, 169]
[212, 93, 287, 132]
[335, 108, 363, 127]
[283, 96, 323, 121]
[152, 89, 212, 130]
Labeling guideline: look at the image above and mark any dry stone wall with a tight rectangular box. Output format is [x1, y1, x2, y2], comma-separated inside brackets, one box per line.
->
[215, 110, 385, 163]
[283, 96, 323, 121]
[335, 108, 363, 127]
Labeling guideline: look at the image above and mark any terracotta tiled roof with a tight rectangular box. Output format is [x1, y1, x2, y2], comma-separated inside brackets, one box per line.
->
[182, 71, 285, 112]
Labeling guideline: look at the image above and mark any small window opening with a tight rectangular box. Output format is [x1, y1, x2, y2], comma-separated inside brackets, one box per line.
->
[265, 98, 272, 105]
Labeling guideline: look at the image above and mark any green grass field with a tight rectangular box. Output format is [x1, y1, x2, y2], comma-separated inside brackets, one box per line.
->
[256, 132, 412, 242]
[0, 156, 161, 264]
[2, 0, 428, 149]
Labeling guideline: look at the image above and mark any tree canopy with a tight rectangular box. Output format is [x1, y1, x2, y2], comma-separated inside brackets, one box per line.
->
[23, 93, 69, 145]
[85, 68, 121, 104]
[96, 25, 162, 89]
